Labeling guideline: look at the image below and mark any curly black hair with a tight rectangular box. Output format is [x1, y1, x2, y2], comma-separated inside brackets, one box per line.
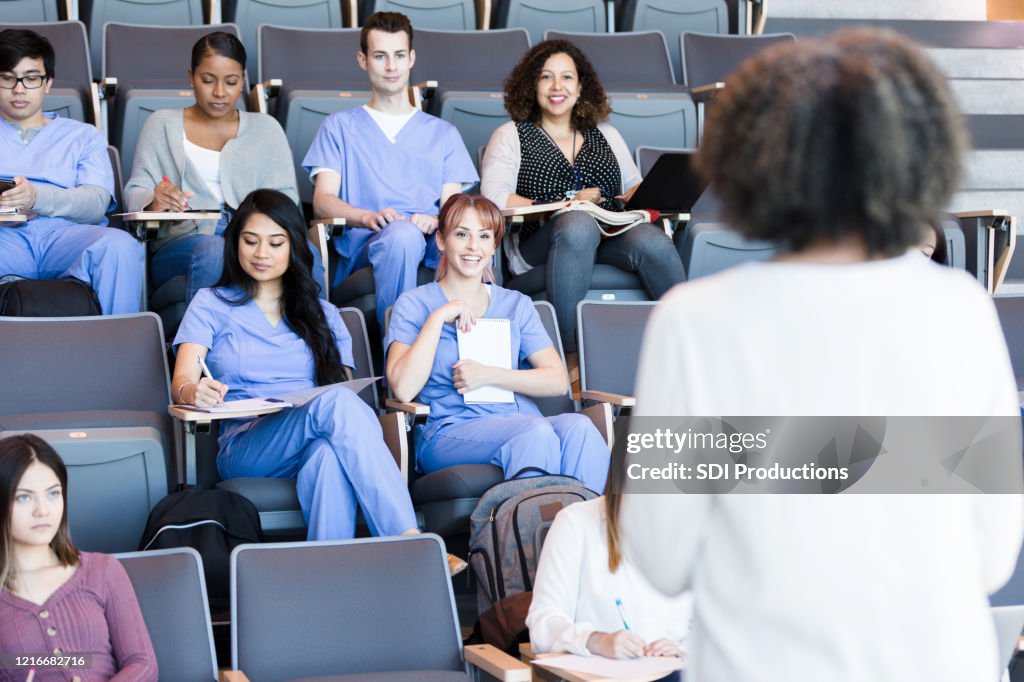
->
[697, 27, 966, 257]
[503, 39, 611, 130]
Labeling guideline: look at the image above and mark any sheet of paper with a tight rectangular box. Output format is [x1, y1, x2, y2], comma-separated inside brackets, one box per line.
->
[534, 654, 684, 681]
[457, 318, 514, 404]
[181, 397, 292, 413]
[271, 376, 381, 407]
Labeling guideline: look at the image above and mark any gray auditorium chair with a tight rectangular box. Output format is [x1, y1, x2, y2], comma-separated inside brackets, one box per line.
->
[992, 605, 1024, 674]
[0, 21, 99, 126]
[575, 300, 656, 411]
[0, 0, 64, 21]
[544, 30, 678, 89]
[493, 0, 607, 45]
[412, 28, 528, 166]
[359, 0, 478, 30]
[676, 220, 780, 280]
[82, 0, 206, 79]
[436, 93, 509, 172]
[390, 301, 612, 538]
[681, 31, 794, 87]
[618, 0, 728, 83]
[174, 307, 407, 537]
[255, 25, 367, 204]
[228, 535, 530, 681]
[992, 295, 1024, 389]
[607, 91, 698, 153]
[0, 314, 174, 553]
[223, 0, 343, 66]
[634, 145, 690, 177]
[115, 548, 218, 682]
[104, 23, 247, 177]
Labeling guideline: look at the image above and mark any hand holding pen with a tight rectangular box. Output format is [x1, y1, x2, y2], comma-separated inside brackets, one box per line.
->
[150, 175, 194, 212]
[190, 355, 228, 407]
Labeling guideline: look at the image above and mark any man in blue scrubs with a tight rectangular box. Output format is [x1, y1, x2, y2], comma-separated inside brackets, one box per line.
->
[0, 29, 143, 314]
[303, 11, 478, 325]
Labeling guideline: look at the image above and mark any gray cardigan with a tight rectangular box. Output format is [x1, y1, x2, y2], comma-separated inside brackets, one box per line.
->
[124, 109, 299, 249]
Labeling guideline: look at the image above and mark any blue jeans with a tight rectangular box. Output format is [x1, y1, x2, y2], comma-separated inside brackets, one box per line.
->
[151, 234, 328, 304]
[518, 212, 684, 352]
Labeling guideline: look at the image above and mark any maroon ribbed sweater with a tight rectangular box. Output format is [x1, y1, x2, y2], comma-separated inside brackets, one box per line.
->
[0, 552, 157, 681]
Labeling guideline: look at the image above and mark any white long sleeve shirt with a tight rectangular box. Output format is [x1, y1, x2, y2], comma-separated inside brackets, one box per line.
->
[622, 254, 1024, 682]
[527, 497, 693, 656]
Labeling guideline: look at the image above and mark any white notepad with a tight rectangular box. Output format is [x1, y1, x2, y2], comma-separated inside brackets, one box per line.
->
[457, 318, 515, 404]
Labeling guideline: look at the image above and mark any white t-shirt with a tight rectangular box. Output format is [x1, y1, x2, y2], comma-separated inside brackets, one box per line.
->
[527, 497, 692, 656]
[182, 133, 223, 206]
[622, 253, 1023, 682]
[361, 104, 417, 143]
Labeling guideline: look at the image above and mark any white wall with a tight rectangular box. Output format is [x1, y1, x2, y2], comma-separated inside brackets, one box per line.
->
[769, 0, 986, 21]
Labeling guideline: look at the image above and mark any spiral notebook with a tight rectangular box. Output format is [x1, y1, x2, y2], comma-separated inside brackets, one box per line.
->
[457, 318, 515, 404]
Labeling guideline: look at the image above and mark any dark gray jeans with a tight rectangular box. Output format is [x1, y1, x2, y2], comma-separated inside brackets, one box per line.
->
[517, 211, 684, 352]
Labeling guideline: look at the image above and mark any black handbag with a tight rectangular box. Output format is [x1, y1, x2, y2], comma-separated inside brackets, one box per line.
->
[0, 277, 101, 317]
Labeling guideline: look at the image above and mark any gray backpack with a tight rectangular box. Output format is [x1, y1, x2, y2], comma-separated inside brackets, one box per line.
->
[468, 470, 598, 651]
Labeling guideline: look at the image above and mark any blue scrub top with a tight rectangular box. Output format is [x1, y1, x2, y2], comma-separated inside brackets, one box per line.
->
[302, 108, 479, 279]
[174, 287, 355, 403]
[385, 282, 554, 442]
[0, 114, 115, 226]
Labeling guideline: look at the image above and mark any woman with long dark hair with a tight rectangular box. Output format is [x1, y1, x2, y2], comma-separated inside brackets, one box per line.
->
[171, 189, 418, 541]
[0, 434, 157, 680]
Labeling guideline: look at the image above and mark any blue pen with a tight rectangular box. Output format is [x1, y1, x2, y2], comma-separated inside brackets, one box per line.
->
[615, 598, 631, 631]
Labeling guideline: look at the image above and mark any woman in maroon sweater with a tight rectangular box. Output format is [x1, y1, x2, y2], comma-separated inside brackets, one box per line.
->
[0, 434, 157, 682]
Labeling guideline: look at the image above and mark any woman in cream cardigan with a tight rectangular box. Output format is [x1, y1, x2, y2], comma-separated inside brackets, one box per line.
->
[125, 31, 302, 304]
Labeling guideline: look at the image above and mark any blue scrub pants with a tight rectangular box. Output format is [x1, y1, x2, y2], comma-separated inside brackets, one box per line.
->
[216, 386, 417, 540]
[419, 413, 610, 493]
[0, 220, 144, 314]
[338, 220, 440, 326]
[151, 234, 329, 304]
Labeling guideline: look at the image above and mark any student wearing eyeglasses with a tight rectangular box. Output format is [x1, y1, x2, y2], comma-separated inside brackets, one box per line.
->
[0, 29, 143, 315]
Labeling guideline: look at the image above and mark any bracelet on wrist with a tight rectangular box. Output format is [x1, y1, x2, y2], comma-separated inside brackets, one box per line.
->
[177, 380, 197, 404]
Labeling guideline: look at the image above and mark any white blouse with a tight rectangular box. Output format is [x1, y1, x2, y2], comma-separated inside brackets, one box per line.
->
[526, 497, 692, 656]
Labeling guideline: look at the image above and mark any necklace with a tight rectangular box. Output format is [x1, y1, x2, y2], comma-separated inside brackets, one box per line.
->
[537, 125, 584, 199]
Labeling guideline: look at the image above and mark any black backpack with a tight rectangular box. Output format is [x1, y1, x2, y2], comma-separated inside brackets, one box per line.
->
[139, 489, 263, 615]
[0, 277, 101, 316]
[468, 470, 599, 652]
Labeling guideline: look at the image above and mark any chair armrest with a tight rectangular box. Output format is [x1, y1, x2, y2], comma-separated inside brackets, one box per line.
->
[342, 0, 357, 26]
[307, 219, 345, 295]
[378, 411, 410, 482]
[659, 212, 689, 236]
[219, 671, 250, 682]
[205, 0, 221, 23]
[580, 390, 635, 408]
[690, 82, 726, 103]
[475, 0, 492, 28]
[385, 398, 430, 416]
[954, 210, 1009, 219]
[249, 79, 282, 114]
[0, 214, 28, 224]
[89, 81, 103, 131]
[121, 211, 222, 241]
[464, 644, 532, 682]
[580, 401, 614, 449]
[410, 80, 438, 109]
[99, 76, 118, 100]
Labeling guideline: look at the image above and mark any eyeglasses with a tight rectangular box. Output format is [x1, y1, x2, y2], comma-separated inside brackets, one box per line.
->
[0, 75, 47, 90]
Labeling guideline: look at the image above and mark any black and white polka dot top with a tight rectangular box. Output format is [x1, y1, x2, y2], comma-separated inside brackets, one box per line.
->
[514, 121, 622, 212]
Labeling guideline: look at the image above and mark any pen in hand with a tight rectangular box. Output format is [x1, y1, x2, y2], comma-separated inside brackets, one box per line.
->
[615, 598, 631, 631]
[197, 355, 227, 404]
[161, 175, 190, 210]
